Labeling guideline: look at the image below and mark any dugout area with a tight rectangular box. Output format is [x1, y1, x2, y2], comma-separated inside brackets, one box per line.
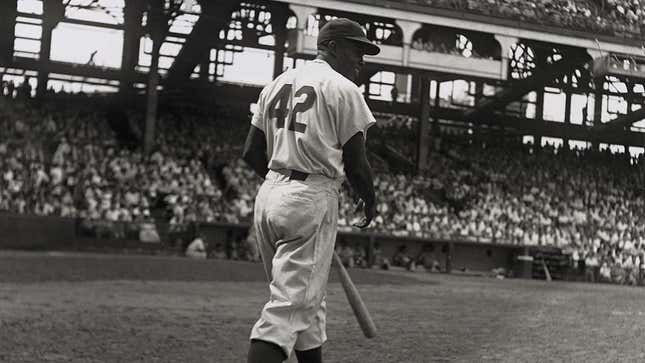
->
[0, 212, 560, 280]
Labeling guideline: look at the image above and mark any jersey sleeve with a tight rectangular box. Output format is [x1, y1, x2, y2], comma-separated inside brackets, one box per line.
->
[334, 83, 376, 146]
[251, 88, 266, 132]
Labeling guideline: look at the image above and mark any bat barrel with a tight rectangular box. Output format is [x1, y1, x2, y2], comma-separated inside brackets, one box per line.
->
[333, 251, 378, 338]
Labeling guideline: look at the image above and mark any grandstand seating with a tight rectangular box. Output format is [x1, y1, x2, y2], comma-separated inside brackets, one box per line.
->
[399, 0, 645, 38]
[2, 85, 645, 284]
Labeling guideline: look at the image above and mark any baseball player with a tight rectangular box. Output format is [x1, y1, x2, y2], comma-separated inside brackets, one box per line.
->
[242, 18, 379, 363]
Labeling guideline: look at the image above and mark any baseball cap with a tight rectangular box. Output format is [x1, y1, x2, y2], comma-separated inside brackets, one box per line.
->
[317, 18, 380, 56]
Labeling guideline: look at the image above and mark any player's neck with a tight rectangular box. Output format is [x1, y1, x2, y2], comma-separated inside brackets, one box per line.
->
[316, 52, 338, 72]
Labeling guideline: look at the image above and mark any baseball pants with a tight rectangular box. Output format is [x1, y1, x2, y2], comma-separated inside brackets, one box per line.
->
[250, 170, 340, 358]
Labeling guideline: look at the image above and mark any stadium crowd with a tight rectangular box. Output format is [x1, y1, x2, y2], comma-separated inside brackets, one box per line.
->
[0, 90, 242, 237]
[2, 84, 645, 284]
[404, 0, 645, 38]
[431, 131, 645, 283]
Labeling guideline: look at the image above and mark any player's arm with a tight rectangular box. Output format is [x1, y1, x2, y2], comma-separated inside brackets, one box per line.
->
[242, 125, 268, 178]
[342, 132, 376, 228]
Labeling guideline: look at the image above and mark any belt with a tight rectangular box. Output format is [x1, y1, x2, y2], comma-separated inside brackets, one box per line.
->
[273, 169, 309, 181]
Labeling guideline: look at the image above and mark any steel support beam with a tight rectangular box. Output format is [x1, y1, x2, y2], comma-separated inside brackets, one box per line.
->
[464, 53, 589, 123]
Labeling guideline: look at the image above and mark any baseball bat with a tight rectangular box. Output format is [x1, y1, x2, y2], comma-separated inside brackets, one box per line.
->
[332, 251, 377, 338]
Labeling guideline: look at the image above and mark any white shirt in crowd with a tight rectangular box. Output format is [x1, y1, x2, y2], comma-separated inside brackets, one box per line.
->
[186, 237, 207, 259]
[139, 222, 160, 243]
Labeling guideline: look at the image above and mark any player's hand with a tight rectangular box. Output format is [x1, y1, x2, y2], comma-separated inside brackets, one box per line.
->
[352, 199, 375, 229]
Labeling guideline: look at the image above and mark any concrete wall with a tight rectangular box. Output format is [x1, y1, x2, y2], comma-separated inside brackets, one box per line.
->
[0, 213, 78, 250]
[0, 214, 526, 273]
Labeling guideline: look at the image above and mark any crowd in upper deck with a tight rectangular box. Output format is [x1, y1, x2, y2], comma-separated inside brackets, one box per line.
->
[403, 0, 645, 38]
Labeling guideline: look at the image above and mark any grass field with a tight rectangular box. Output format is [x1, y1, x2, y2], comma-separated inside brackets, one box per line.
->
[1, 251, 645, 363]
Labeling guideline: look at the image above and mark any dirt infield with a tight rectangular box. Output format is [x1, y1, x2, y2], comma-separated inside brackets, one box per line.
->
[1, 252, 645, 362]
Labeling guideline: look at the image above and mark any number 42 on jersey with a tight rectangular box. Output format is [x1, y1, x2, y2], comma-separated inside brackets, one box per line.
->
[268, 84, 316, 134]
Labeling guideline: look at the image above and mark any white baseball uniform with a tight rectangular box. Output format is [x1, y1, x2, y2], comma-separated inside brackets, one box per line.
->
[249, 59, 375, 357]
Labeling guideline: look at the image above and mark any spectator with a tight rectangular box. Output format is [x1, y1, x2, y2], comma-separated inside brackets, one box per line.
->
[139, 221, 161, 243]
[599, 261, 612, 282]
[185, 235, 207, 259]
[392, 244, 416, 271]
[372, 242, 390, 270]
[211, 242, 227, 260]
[585, 252, 599, 283]
[416, 244, 441, 272]
[337, 242, 355, 268]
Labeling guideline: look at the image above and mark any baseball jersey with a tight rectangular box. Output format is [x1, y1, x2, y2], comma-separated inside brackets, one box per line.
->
[251, 59, 375, 180]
